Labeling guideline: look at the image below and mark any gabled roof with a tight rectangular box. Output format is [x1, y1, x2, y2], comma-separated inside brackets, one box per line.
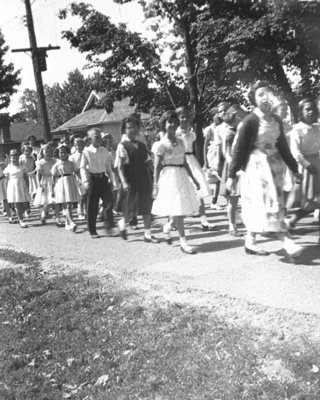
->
[53, 97, 149, 132]
[10, 121, 43, 142]
[82, 90, 105, 113]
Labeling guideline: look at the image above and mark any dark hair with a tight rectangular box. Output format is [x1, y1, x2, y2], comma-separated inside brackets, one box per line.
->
[120, 114, 141, 135]
[298, 98, 318, 123]
[27, 135, 36, 142]
[247, 81, 271, 106]
[58, 144, 70, 154]
[223, 104, 248, 124]
[9, 149, 19, 157]
[159, 110, 179, 132]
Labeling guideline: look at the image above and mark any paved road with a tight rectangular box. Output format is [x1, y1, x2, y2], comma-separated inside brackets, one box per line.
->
[0, 203, 320, 315]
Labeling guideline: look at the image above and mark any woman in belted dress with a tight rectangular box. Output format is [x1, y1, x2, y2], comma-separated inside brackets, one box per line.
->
[152, 110, 200, 254]
[226, 81, 303, 260]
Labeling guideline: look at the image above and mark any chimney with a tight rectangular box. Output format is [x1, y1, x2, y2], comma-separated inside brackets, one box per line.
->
[0, 113, 11, 143]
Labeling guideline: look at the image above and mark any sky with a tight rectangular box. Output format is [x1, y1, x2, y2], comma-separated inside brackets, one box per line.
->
[0, 0, 146, 114]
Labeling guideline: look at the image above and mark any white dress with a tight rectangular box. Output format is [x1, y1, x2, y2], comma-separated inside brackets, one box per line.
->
[241, 110, 286, 233]
[33, 158, 56, 207]
[151, 137, 199, 217]
[176, 127, 210, 198]
[52, 160, 80, 204]
[3, 164, 30, 203]
[19, 154, 38, 197]
[0, 164, 7, 201]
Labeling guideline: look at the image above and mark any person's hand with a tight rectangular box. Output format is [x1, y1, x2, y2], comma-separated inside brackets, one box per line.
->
[293, 172, 303, 184]
[83, 181, 90, 191]
[152, 185, 158, 199]
[193, 179, 200, 191]
[307, 164, 317, 175]
[225, 177, 235, 194]
[122, 181, 129, 192]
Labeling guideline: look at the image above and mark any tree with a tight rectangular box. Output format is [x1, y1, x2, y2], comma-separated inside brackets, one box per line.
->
[18, 69, 97, 129]
[196, 0, 320, 120]
[58, 3, 186, 120]
[45, 69, 98, 129]
[18, 88, 40, 122]
[0, 30, 21, 110]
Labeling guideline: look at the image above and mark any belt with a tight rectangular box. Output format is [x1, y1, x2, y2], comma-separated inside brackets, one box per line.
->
[185, 152, 194, 155]
[163, 164, 184, 168]
[61, 174, 72, 177]
[90, 172, 106, 178]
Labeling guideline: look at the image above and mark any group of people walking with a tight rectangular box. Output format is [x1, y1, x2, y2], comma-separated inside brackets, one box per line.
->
[1, 81, 319, 261]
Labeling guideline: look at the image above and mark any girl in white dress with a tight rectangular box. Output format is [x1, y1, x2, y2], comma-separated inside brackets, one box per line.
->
[19, 144, 38, 199]
[69, 138, 87, 220]
[152, 110, 200, 254]
[176, 106, 215, 231]
[34, 144, 63, 227]
[3, 149, 30, 228]
[52, 144, 80, 232]
[286, 98, 320, 229]
[0, 158, 13, 222]
[226, 82, 303, 260]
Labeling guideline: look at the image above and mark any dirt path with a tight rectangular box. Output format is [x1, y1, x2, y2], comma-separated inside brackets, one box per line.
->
[1, 206, 320, 342]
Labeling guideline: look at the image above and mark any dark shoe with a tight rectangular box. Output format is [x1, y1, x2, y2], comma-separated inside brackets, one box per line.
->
[144, 235, 160, 244]
[180, 244, 197, 254]
[8, 217, 17, 224]
[201, 223, 216, 232]
[90, 232, 100, 239]
[119, 229, 127, 240]
[105, 227, 118, 237]
[244, 246, 270, 256]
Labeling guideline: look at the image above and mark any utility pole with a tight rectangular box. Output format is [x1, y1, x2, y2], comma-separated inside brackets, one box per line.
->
[12, 0, 60, 142]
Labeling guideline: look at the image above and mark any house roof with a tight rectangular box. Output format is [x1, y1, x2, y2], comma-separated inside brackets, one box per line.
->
[10, 121, 43, 142]
[53, 97, 149, 133]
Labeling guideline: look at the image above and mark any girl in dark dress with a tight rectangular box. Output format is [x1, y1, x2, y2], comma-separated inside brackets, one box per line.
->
[117, 114, 159, 243]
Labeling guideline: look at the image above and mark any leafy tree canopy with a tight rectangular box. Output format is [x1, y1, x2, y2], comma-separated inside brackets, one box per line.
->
[0, 30, 21, 110]
[58, 2, 186, 119]
[18, 69, 98, 129]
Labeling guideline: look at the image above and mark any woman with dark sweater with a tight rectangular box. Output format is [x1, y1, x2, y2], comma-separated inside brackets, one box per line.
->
[226, 81, 303, 260]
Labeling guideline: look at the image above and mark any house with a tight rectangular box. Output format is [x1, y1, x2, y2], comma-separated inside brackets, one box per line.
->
[0, 114, 43, 154]
[52, 91, 150, 144]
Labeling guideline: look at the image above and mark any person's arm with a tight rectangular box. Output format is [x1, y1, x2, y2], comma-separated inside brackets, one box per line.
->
[152, 152, 163, 198]
[116, 144, 129, 191]
[80, 150, 90, 190]
[203, 134, 211, 168]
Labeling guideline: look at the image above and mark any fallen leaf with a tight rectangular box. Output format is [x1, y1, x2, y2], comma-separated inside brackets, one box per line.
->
[95, 375, 109, 386]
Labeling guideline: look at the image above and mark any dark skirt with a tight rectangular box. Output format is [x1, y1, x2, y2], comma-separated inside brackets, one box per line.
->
[122, 166, 153, 219]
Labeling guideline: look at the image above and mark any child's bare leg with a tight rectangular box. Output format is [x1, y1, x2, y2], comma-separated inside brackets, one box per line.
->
[199, 198, 215, 230]
[16, 203, 28, 227]
[3, 199, 11, 217]
[65, 203, 75, 225]
[174, 216, 196, 253]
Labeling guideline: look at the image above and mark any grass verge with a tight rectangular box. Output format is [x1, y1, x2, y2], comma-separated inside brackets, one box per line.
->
[0, 251, 319, 399]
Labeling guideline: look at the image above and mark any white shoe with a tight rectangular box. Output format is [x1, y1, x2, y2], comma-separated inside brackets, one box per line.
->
[19, 221, 28, 228]
[78, 214, 86, 221]
[283, 242, 303, 260]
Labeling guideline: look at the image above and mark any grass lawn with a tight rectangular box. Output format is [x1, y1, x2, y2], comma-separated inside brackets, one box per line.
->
[0, 248, 320, 400]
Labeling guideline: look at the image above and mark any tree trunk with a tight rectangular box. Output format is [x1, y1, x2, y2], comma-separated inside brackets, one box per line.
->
[181, 15, 204, 164]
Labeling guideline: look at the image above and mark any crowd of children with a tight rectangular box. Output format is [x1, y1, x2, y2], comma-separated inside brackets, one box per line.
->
[1, 88, 320, 260]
